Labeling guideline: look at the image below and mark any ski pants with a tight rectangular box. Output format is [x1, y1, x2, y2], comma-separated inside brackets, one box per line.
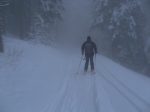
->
[84, 54, 94, 71]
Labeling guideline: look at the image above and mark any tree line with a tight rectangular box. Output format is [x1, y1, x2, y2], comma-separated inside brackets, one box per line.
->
[0, 0, 149, 74]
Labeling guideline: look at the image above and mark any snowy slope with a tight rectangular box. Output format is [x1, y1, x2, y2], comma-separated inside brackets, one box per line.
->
[0, 37, 150, 112]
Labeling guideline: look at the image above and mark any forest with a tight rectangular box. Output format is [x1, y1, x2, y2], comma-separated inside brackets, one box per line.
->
[0, 0, 150, 75]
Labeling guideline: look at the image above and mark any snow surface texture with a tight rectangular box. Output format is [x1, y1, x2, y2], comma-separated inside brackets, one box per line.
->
[0, 37, 150, 112]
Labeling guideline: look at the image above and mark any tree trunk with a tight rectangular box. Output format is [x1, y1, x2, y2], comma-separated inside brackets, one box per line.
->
[0, 34, 4, 53]
[0, 11, 4, 53]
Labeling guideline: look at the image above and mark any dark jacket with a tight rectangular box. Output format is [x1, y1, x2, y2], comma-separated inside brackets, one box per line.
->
[82, 39, 97, 56]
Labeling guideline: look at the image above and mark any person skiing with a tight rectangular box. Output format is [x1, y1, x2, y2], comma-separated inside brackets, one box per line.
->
[81, 36, 97, 73]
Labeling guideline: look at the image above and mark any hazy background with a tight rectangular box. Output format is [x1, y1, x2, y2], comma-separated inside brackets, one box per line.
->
[0, 0, 150, 75]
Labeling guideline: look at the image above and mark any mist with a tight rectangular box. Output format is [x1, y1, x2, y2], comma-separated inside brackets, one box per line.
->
[1, 0, 150, 112]
[0, 0, 150, 73]
[59, 0, 93, 47]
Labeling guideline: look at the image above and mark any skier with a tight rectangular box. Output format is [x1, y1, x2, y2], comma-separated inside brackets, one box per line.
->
[81, 36, 97, 73]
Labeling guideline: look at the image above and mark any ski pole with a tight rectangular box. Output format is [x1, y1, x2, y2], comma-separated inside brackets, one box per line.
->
[94, 54, 96, 70]
[77, 55, 83, 74]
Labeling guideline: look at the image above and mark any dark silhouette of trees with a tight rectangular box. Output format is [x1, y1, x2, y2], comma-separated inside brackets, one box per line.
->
[92, 0, 146, 70]
[0, 0, 9, 52]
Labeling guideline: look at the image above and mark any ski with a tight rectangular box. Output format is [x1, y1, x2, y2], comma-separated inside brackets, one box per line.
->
[83, 71, 96, 75]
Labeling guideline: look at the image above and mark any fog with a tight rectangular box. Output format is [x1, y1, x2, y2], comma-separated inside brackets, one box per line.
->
[60, 0, 93, 47]
[1, 0, 150, 74]
[1, 1, 150, 112]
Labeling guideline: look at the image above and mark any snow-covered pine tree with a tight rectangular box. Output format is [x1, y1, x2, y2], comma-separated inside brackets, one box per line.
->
[142, 0, 150, 65]
[92, 0, 146, 70]
[30, 0, 64, 45]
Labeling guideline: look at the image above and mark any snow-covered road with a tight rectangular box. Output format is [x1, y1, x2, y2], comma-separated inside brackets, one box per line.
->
[0, 38, 150, 112]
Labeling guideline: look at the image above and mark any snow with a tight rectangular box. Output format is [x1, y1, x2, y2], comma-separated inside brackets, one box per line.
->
[0, 37, 150, 112]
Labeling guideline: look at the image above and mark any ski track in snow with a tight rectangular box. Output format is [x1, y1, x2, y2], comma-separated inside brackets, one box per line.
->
[1, 38, 150, 112]
[39, 55, 150, 112]
[41, 56, 102, 112]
